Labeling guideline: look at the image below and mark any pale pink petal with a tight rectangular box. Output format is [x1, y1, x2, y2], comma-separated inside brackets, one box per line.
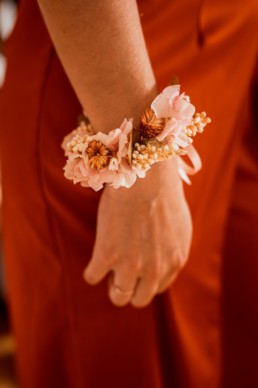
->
[87, 174, 105, 191]
[109, 169, 137, 189]
[161, 85, 180, 100]
[92, 119, 132, 154]
[156, 118, 179, 141]
[112, 174, 126, 189]
[91, 129, 120, 150]
[87, 180, 104, 191]
[151, 93, 172, 118]
[103, 128, 121, 149]
[120, 118, 133, 135]
[175, 135, 190, 148]
[73, 162, 88, 182]
[117, 120, 133, 159]
[109, 157, 119, 171]
[91, 131, 113, 148]
[98, 169, 116, 184]
[119, 158, 133, 172]
[117, 133, 129, 161]
[123, 172, 137, 188]
[64, 158, 84, 181]
[133, 168, 146, 179]
[173, 97, 195, 120]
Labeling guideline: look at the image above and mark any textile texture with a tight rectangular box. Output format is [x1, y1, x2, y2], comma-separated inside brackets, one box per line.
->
[0, 0, 257, 387]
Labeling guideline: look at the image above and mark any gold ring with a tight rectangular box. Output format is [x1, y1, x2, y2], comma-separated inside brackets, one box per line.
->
[113, 285, 133, 297]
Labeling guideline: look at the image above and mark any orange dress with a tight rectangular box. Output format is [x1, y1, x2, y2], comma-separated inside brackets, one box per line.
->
[0, 0, 257, 387]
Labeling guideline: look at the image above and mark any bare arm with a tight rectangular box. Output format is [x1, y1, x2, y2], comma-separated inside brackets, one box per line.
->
[37, 0, 157, 132]
[37, 0, 192, 307]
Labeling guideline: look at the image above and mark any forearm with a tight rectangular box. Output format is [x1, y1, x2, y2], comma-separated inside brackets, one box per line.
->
[37, 0, 157, 133]
[38, 0, 183, 186]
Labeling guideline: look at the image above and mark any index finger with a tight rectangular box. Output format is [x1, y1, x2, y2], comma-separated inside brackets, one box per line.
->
[84, 251, 113, 285]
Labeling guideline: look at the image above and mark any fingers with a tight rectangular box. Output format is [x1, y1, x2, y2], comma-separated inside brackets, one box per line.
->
[84, 251, 113, 285]
[131, 267, 178, 306]
[130, 261, 162, 307]
[108, 266, 138, 307]
[84, 248, 187, 308]
[157, 249, 187, 294]
[84, 251, 139, 307]
[131, 277, 159, 308]
[157, 270, 179, 294]
[131, 250, 186, 305]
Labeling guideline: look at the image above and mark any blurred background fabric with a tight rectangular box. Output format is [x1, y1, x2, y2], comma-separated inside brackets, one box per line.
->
[0, 1, 18, 387]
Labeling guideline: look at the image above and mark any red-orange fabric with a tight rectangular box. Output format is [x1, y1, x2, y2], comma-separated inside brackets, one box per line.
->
[0, 0, 257, 387]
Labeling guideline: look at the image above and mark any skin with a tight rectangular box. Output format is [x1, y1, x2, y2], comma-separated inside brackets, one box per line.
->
[37, 0, 192, 307]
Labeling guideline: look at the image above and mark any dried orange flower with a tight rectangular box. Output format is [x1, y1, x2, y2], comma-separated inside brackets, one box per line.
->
[86, 140, 111, 170]
[139, 108, 167, 139]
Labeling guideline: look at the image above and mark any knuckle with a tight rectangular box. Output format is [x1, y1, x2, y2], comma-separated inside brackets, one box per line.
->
[127, 259, 142, 274]
[159, 283, 171, 294]
[102, 254, 117, 268]
[174, 249, 189, 268]
[148, 262, 163, 281]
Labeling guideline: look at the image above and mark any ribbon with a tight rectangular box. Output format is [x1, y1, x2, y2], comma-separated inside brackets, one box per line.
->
[178, 145, 202, 184]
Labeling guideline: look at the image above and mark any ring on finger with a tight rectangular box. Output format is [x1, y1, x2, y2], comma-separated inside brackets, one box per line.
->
[113, 285, 134, 297]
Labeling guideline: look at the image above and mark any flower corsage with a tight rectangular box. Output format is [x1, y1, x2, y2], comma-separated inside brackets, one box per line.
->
[62, 84, 211, 191]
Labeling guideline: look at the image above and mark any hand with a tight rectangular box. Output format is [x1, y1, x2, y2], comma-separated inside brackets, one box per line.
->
[84, 159, 192, 308]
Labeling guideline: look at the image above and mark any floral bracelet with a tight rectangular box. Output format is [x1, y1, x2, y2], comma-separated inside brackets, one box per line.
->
[61, 84, 211, 191]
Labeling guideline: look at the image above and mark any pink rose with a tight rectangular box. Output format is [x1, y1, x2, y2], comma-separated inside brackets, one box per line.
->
[151, 85, 195, 144]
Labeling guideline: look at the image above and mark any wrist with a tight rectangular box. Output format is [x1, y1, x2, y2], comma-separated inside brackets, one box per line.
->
[104, 158, 183, 202]
[88, 84, 158, 135]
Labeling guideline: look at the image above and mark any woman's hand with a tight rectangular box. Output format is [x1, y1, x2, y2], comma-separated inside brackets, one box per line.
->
[38, 0, 192, 307]
[84, 159, 192, 308]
